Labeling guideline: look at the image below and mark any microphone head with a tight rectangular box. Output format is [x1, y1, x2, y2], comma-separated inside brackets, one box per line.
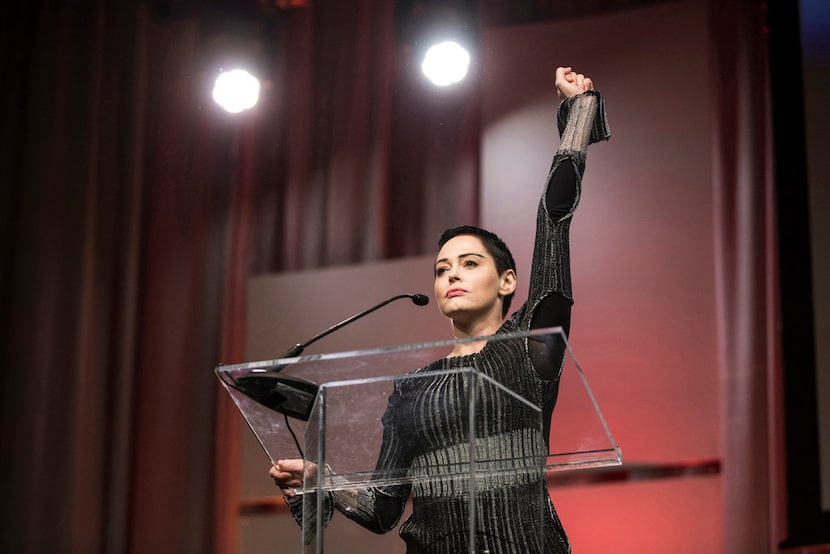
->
[410, 293, 430, 306]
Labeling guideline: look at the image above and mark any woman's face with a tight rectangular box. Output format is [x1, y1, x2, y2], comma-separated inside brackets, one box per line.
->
[433, 234, 516, 325]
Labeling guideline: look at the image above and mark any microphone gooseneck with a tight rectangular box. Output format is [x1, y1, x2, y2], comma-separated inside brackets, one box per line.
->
[280, 292, 429, 359]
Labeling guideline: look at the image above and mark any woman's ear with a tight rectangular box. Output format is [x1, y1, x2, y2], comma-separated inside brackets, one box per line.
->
[499, 269, 517, 297]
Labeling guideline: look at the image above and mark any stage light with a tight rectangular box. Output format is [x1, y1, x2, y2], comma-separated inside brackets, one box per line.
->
[212, 68, 261, 113]
[421, 40, 470, 87]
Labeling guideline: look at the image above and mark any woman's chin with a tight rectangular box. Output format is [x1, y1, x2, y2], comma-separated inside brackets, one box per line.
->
[439, 300, 469, 319]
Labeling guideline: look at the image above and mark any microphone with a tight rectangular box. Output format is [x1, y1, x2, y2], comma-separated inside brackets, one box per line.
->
[234, 293, 430, 420]
[280, 293, 429, 358]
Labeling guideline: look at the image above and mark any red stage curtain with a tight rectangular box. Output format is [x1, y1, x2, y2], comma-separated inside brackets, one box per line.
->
[0, 2, 234, 551]
[709, 1, 778, 552]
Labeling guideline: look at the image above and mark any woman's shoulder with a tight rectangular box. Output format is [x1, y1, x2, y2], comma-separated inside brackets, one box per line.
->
[503, 304, 529, 332]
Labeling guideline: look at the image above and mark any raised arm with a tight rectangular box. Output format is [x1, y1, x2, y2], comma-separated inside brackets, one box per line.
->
[513, 68, 610, 438]
[516, 67, 610, 327]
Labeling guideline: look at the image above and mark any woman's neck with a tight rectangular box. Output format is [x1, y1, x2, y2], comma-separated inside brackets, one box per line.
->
[447, 318, 503, 358]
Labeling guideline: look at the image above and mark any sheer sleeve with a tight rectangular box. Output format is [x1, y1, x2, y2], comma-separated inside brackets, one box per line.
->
[284, 382, 412, 537]
[332, 387, 412, 533]
[528, 90, 609, 309]
[517, 90, 610, 441]
[506, 91, 609, 419]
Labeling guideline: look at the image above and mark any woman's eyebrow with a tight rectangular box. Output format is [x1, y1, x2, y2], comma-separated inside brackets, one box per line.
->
[434, 252, 486, 267]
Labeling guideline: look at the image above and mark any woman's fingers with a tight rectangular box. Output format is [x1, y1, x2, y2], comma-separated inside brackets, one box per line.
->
[270, 459, 306, 489]
[276, 459, 304, 473]
[555, 67, 595, 98]
[269, 459, 322, 487]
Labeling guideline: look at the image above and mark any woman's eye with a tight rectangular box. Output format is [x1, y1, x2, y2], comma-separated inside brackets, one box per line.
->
[464, 260, 478, 268]
[435, 267, 447, 276]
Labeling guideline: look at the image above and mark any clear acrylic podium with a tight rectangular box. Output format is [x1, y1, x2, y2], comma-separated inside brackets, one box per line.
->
[216, 327, 621, 553]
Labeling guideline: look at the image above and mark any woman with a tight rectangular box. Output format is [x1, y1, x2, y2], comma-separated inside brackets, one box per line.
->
[270, 66, 610, 553]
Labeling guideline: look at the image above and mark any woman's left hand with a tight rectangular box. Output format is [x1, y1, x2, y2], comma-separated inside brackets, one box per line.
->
[555, 66, 594, 99]
[269, 459, 315, 499]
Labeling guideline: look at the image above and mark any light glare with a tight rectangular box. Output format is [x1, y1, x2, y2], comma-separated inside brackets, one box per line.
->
[212, 69, 261, 113]
[421, 41, 470, 87]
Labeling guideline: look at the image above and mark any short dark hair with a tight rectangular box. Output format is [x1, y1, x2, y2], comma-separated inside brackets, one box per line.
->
[438, 225, 517, 318]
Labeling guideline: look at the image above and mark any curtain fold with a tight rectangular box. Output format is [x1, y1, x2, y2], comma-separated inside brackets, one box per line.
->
[128, 11, 236, 553]
[0, 2, 151, 551]
[709, 1, 777, 552]
[0, 2, 239, 551]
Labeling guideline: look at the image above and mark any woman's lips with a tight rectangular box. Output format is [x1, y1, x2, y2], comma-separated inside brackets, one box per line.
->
[446, 288, 466, 298]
